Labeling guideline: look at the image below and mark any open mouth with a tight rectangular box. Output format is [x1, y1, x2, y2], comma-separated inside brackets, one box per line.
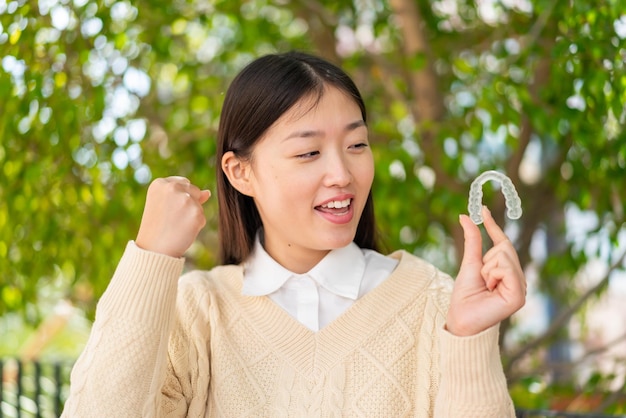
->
[316, 198, 352, 215]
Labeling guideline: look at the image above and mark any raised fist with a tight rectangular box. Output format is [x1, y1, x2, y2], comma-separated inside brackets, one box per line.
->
[135, 176, 211, 258]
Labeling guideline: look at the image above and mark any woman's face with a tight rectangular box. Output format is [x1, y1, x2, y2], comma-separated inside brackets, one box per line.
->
[246, 86, 374, 273]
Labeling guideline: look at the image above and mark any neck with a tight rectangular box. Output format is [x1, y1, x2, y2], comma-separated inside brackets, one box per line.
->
[262, 240, 330, 274]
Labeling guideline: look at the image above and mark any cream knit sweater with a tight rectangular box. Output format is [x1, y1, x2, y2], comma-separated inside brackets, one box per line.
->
[62, 242, 515, 417]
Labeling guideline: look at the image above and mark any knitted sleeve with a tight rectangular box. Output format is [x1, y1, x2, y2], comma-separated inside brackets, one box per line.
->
[158, 272, 213, 417]
[61, 242, 185, 418]
[431, 272, 516, 417]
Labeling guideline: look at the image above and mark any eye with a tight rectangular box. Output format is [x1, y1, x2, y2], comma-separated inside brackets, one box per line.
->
[296, 150, 320, 159]
[349, 142, 369, 150]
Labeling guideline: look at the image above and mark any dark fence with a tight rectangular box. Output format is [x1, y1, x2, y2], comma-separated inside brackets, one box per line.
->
[1, 358, 624, 417]
[0, 358, 72, 418]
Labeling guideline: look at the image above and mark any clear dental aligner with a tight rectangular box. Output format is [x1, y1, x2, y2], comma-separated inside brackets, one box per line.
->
[468, 170, 523, 225]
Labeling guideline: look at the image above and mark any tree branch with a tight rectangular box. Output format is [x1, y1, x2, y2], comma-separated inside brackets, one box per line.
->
[505, 248, 626, 374]
[291, 0, 340, 64]
[387, 0, 460, 195]
[508, 331, 626, 386]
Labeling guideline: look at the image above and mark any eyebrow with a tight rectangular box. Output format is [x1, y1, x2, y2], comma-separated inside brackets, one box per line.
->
[282, 120, 367, 142]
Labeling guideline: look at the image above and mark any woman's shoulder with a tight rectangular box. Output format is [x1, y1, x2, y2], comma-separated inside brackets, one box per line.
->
[391, 251, 455, 316]
[389, 249, 455, 295]
[172, 264, 245, 321]
[178, 265, 243, 295]
[178, 263, 245, 295]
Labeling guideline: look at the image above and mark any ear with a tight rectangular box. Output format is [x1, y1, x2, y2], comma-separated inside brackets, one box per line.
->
[222, 151, 255, 196]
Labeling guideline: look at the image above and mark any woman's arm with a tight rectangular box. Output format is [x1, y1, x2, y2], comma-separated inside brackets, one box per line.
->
[433, 206, 524, 417]
[63, 177, 212, 417]
[62, 242, 185, 417]
[434, 325, 515, 417]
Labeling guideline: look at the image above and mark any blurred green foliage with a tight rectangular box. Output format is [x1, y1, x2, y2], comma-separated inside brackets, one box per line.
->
[1, 0, 626, 411]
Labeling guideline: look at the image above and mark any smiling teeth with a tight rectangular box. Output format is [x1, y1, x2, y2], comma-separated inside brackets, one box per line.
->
[322, 199, 351, 209]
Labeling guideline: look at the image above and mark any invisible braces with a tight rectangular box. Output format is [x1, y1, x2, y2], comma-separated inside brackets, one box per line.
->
[468, 170, 522, 225]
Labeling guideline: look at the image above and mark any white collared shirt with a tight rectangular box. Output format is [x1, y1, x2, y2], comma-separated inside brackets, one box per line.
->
[242, 234, 399, 331]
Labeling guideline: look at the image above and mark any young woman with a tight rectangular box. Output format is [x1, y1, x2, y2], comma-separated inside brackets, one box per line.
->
[62, 51, 526, 417]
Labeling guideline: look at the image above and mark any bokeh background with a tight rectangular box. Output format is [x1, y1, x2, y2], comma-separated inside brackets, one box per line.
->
[1, 0, 626, 414]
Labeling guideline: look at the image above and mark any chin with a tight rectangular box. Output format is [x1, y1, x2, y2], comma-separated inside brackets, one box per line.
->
[322, 231, 357, 250]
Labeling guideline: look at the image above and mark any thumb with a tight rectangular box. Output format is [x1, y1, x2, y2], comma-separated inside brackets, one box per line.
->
[459, 213, 483, 270]
[198, 189, 211, 204]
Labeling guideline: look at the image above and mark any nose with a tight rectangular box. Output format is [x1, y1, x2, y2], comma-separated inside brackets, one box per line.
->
[323, 152, 352, 188]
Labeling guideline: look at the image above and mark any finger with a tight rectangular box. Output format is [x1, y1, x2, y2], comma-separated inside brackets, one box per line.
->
[482, 262, 515, 287]
[483, 258, 526, 294]
[165, 180, 210, 204]
[184, 184, 206, 201]
[483, 241, 517, 264]
[480, 256, 505, 291]
[486, 266, 526, 303]
[481, 257, 499, 278]
[165, 175, 191, 186]
[481, 264, 517, 291]
[198, 189, 211, 204]
[150, 177, 190, 197]
[481, 206, 509, 245]
[483, 250, 524, 280]
[459, 214, 483, 268]
[485, 275, 502, 292]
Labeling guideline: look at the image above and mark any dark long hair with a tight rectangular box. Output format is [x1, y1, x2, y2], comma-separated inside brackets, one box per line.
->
[216, 51, 378, 265]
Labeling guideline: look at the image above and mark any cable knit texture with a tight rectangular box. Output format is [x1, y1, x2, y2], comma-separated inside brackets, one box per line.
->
[62, 242, 515, 417]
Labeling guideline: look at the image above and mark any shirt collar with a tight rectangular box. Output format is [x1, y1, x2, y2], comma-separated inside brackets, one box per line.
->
[242, 234, 293, 296]
[242, 232, 366, 300]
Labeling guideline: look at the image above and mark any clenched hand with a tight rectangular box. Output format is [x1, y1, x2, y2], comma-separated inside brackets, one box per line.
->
[136, 176, 211, 258]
